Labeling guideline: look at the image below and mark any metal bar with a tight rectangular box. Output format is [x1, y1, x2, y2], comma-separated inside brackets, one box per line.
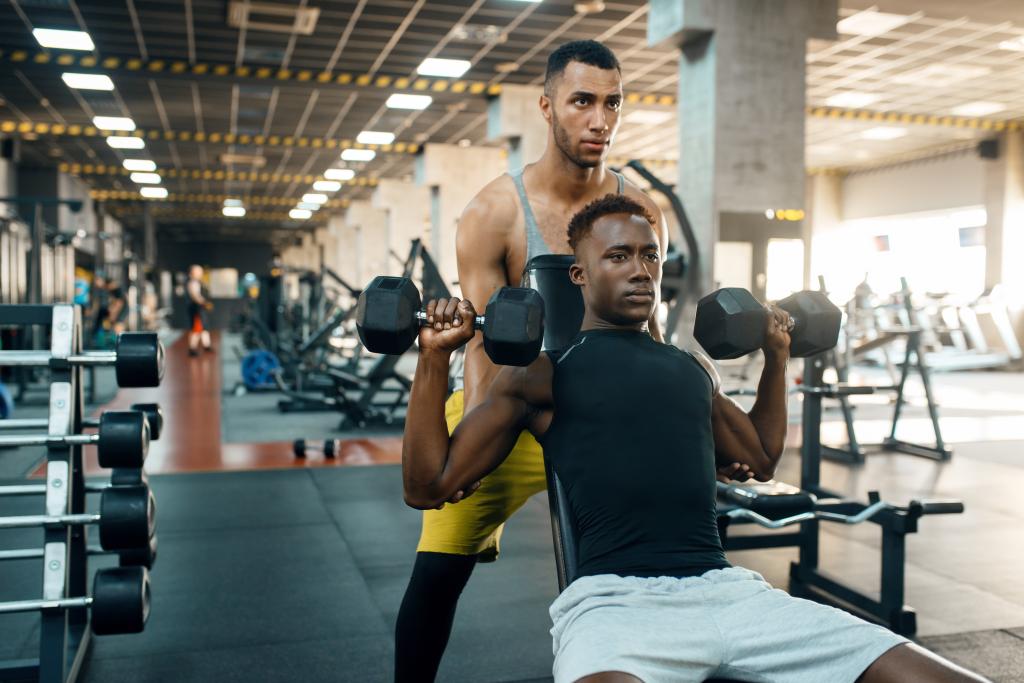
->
[0, 596, 90, 614]
[0, 483, 107, 496]
[0, 350, 116, 366]
[0, 434, 94, 447]
[0, 513, 99, 529]
[0, 545, 113, 561]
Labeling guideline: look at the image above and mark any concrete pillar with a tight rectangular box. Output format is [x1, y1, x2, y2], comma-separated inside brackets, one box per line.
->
[373, 179, 430, 274]
[983, 130, 1024, 336]
[487, 84, 548, 170]
[327, 212, 359, 284]
[344, 200, 389, 286]
[805, 172, 844, 293]
[649, 0, 838, 338]
[415, 143, 506, 286]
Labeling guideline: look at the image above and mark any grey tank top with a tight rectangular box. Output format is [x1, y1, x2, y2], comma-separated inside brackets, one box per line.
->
[451, 167, 626, 391]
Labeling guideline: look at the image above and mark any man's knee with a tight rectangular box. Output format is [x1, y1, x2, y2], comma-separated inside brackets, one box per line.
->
[407, 551, 477, 599]
[858, 642, 991, 683]
[575, 673, 644, 683]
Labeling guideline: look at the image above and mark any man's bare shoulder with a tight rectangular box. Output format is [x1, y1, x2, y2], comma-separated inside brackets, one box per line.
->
[491, 352, 554, 407]
[620, 175, 661, 214]
[460, 174, 520, 234]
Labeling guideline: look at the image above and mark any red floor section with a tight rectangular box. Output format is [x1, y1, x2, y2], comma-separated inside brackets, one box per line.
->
[33, 331, 402, 477]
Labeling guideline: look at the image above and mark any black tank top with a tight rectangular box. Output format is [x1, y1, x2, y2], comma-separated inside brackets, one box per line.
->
[540, 329, 730, 579]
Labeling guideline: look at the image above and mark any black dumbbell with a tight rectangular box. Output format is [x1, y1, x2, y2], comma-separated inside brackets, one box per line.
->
[355, 276, 545, 366]
[0, 332, 164, 388]
[0, 566, 151, 636]
[0, 484, 156, 551]
[293, 438, 337, 459]
[0, 410, 149, 469]
[0, 402, 163, 441]
[0, 532, 158, 570]
[694, 288, 842, 360]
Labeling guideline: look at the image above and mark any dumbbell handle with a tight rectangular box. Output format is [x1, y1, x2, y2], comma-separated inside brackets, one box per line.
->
[0, 483, 110, 496]
[0, 417, 107, 430]
[0, 545, 126, 561]
[413, 310, 486, 329]
[0, 350, 117, 367]
[0, 595, 92, 615]
[0, 512, 101, 530]
[0, 433, 98, 448]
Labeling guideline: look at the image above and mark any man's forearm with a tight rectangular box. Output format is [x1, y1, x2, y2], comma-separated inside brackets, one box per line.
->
[747, 353, 789, 465]
[402, 351, 455, 506]
[462, 340, 501, 412]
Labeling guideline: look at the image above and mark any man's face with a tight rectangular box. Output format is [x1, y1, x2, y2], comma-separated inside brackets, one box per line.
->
[543, 61, 623, 169]
[190, 266, 202, 280]
[571, 213, 661, 325]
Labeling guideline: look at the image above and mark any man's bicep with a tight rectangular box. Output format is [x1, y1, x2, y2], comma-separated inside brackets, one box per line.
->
[710, 393, 772, 475]
[445, 377, 529, 490]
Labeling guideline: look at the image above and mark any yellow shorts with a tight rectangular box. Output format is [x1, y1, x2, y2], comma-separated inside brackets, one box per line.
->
[416, 390, 547, 561]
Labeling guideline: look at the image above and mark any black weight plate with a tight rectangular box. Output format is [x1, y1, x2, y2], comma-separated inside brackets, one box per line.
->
[96, 411, 149, 469]
[99, 485, 155, 551]
[91, 566, 151, 635]
[114, 333, 165, 388]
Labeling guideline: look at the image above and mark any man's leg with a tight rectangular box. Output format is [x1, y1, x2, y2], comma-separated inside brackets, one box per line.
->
[858, 642, 990, 683]
[394, 552, 477, 683]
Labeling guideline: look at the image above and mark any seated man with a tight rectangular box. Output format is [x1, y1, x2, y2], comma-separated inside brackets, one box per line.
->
[401, 194, 987, 683]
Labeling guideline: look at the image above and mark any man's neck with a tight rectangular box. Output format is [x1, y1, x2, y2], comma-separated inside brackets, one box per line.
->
[579, 313, 648, 334]
[531, 148, 608, 203]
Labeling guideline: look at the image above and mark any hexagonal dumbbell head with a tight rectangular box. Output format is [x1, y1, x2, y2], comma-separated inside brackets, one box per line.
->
[356, 276, 422, 355]
[776, 290, 842, 357]
[482, 287, 545, 366]
[694, 288, 766, 360]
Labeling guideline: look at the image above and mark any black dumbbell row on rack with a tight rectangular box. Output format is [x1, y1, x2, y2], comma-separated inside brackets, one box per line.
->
[0, 304, 165, 682]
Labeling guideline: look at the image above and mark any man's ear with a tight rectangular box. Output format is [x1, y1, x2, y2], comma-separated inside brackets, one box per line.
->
[569, 262, 585, 286]
[539, 93, 552, 124]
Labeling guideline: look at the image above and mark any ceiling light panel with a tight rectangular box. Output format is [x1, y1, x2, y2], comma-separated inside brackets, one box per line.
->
[33, 28, 94, 50]
[324, 169, 355, 181]
[417, 58, 471, 78]
[357, 131, 395, 145]
[140, 187, 168, 199]
[93, 116, 136, 131]
[107, 136, 145, 149]
[122, 159, 156, 172]
[130, 172, 162, 184]
[341, 149, 375, 162]
[386, 94, 432, 110]
[312, 180, 341, 192]
[61, 73, 114, 91]
[836, 9, 912, 37]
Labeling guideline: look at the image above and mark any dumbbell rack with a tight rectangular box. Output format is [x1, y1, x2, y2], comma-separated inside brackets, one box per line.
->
[0, 304, 93, 683]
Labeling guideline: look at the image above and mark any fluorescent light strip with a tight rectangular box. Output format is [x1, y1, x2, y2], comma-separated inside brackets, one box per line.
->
[302, 193, 329, 204]
[140, 187, 167, 199]
[386, 94, 432, 110]
[129, 172, 161, 184]
[93, 116, 136, 131]
[324, 168, 355, 181]
[296, 202, 321, 211]
[33, 28, 94, 51]
[223, 198, 243, 207]
[107, 136, 145, 149]
[122, 159, 156, 172]
[61, 73, 114, 91]
[289, 209, 312, 220]
[312, 180, 341, 192]
[417, 58, 471, 78]
[341, 149, 375, 162]
[222, 207, 246, 217]
[356, 131, 395, 145]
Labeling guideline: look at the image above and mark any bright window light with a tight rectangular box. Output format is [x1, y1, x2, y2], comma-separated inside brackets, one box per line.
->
[33, 28, 95, 51]
[302, 193, 329, 204]
[861, 126, 907, 141]
[836, 9, 911, 37]
[223, 198, 243, 207]
[296, 202, 321, 211]
[61, 73, 114, 91]
[324, 168, 355, 181]
[106, 136, 145, 149]
[312, 180, 341, 192]
[624, 109, 673, 125]
[289, 209, 313, 220]
[417, 57, 471, 78]
[140, 187, 168, 199]
[951, 101, 1006, 117]
[357, 131, 395, 145]
[825, 92, 879, 108]
[130, 172, 161, 184]
[386, 93, 433, 110]
[341, 149, 375, 162]
[93, 116, 136, 131]
[222, 206, 246, 217]
[122, 159, 156, 172]
[999, 37, 1024, 52]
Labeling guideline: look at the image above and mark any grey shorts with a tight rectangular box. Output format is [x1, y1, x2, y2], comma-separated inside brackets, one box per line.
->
[549, 567, 908, 683]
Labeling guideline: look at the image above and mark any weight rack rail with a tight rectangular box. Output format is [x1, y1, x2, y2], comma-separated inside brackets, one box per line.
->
[1, 305, 96, 683]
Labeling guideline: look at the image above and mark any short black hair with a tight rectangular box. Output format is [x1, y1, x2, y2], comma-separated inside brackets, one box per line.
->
[566, 194, 655, 251]
[544, 40, 621, 95]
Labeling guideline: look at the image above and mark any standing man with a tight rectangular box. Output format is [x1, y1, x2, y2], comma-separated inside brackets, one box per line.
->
[186, 264, 213, 356]
[394, 40, 669, 681]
